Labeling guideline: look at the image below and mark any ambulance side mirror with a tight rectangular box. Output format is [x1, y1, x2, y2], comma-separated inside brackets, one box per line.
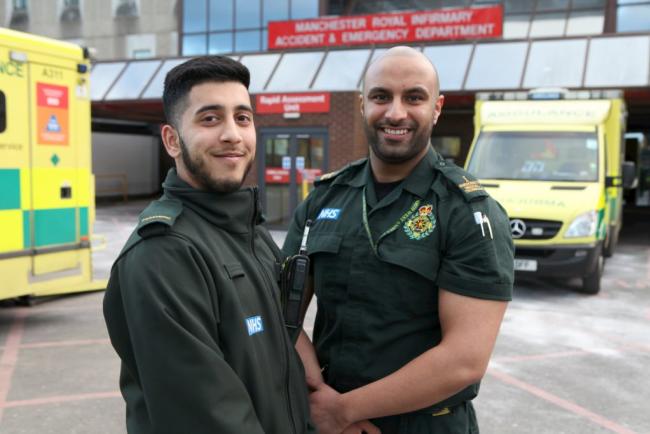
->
[622, 161, 637, 189]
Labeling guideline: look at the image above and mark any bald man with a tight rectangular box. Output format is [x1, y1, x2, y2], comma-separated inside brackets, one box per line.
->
[283, 46, 514, 434]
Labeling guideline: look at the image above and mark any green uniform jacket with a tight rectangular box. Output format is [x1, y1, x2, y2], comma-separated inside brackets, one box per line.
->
[104, 169, 315, 434]
[283, 148, 514, 433]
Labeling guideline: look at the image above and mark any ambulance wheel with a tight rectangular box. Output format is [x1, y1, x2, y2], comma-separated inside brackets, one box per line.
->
[603, 225, 619, 258]
[582, 254, 603, 294]
[17, 295, 34, 306]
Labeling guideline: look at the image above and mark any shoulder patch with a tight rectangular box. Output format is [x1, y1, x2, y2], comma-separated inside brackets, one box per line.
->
[136, 199, 183, 238]
[435, 161, 488, 202]
[314, 158, 366, 186]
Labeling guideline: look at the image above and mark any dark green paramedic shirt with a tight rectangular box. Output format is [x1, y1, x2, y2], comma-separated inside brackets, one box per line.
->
[283, 148, 513, 410]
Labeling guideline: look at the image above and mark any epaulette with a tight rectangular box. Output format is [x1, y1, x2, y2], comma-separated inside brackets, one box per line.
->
[434, 160, 488, 202]
[112, 198, 184, 265]
[136, 198, 183, 238]
[314, 158, 366, 186]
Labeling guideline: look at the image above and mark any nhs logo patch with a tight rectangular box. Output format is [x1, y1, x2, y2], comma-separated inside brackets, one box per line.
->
[317, 208, 341, 220]
[245, 315, 264, 336]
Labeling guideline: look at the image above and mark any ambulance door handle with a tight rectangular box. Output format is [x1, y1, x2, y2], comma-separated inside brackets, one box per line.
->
[61, 186, 72, 199]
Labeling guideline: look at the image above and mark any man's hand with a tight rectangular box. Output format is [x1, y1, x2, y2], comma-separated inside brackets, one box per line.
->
[309, 383, 349, 434]
[310, 383, 381, 434]
[342, 420, 381, 434]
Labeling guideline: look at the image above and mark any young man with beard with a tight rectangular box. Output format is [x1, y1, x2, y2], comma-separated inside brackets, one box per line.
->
[103, 56, 315, 434]
[283, 46, 514, 434]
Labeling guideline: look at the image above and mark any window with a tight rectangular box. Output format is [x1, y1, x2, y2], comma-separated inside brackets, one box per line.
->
[467, 131, 599, 182]
[131, 49, 152, 59]
[312, 49, 371, 91]
[10, 0, 29, 27]
[90, 62, 127, 100]
[566, 10, 604, 36]
[291, 0, 319, 19]
[127, 33, 156, 59]
[182, 34, 207, 56]
[585, 36, 650, 87]
[617, 1, 650, 32]
[235, 30, 261, 52]
[184, 0, 207, 32]
[239, 53, 281, 92]
[236, 0, 260, 28]
[181, 0, 317, 55]
[142, 59, 186, 99]
[13, 0, 27, 10]
[523, 39, 587, 88]
[264, 0, 289, 24]
[0, 91, 6, 133]
[529, 13, 566, 37]
[106, 60, 161, 100]
[266, 52, 324, 91]
[422, 45, 473, 91]
[209, 33, 234, 54]
[113, 0, 139, 17]
[209, 0, 232, 30]
[465, 42, 528, 89]
[60, 0, 81, 21]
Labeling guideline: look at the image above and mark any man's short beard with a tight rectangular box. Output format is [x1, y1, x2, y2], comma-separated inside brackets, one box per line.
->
[179, 136, 251, 194]
[364, 120, 434, 164]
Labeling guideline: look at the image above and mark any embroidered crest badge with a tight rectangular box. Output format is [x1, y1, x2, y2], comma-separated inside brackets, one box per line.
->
[403, 204, 436, 240]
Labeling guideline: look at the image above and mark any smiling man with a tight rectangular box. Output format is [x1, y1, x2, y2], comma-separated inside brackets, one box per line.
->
[103, 56, 314, 434]
[283, 46, 514, 434]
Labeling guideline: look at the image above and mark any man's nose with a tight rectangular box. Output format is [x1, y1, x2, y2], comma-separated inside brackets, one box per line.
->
[385, 99, 407, 122]
[220, 117, 242, 143]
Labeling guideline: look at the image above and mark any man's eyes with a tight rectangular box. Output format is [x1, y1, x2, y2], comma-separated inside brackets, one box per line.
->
[370, 94, 389, 102]
[201, 114, 220, 123]
[369, 94, 425, 103]
[406, 94, 425, 102]
[236, 114, 253, 123]
[199, 113, 253, 123]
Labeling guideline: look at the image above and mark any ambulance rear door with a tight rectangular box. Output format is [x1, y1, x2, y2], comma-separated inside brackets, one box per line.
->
[27, 49, 84, 281]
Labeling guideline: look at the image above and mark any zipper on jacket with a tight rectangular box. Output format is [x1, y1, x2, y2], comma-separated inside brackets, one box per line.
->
[250, 187, 298, 434]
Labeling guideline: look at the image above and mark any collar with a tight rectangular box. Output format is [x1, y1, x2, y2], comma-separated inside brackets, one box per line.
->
[401, 147, 439, 199]
[161, 168, 262, 234]
[346, 147, 440, 197]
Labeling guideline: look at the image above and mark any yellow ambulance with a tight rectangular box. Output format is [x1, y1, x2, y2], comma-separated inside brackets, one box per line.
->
[0, 28, 105, 302]
[465, 89, 635, 294]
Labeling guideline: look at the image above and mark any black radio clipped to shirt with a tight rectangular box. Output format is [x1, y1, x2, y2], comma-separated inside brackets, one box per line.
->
[280, 220, 312, 329]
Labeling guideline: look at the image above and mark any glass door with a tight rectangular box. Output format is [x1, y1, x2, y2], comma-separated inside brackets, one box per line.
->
[260, 129, 327, 227]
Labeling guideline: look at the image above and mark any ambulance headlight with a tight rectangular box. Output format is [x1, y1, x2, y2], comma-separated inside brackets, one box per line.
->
[564, 210, 598, 238]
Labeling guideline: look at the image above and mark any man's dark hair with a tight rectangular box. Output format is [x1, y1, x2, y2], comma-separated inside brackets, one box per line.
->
[162, 55, 250, 128]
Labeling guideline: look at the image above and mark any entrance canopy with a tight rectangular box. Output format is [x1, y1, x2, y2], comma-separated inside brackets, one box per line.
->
[91, 33, 650, 122]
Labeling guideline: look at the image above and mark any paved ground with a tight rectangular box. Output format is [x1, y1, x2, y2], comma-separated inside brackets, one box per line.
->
[0, 200, 648, 433]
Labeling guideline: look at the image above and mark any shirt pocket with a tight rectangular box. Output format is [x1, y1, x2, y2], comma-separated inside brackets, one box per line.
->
[221, 262, 263, 318]
[377, 241, 440, 318]
[306, 232, 347, 304]
[223, 262, 245, 279]
[380, 240, 440, 283]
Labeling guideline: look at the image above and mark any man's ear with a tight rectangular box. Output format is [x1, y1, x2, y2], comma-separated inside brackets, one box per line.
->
[433, 94, 445, 124]
[161, 124, 181, 158]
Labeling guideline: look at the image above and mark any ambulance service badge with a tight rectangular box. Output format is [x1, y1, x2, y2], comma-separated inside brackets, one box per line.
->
[403, 204, 436, 240]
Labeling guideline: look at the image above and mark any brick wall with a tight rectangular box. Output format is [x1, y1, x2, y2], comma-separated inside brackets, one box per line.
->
[245, 91, 369, 186]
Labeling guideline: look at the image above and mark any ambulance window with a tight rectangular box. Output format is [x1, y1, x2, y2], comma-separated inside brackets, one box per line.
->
[0, 91, 5, 133]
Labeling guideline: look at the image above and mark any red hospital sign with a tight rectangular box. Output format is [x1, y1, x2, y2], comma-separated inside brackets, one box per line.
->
[268, 6, 502, 50]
